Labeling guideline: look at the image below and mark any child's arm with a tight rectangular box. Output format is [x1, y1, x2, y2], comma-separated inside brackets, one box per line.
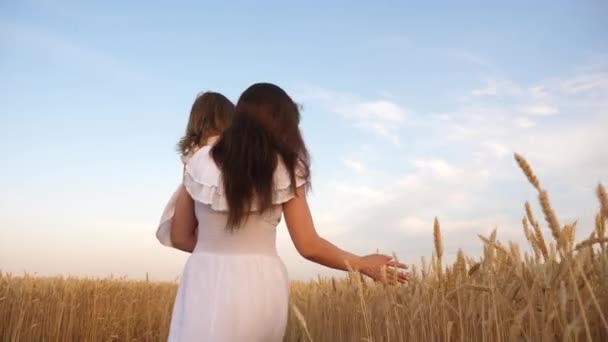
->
[171, 186, 198, 252]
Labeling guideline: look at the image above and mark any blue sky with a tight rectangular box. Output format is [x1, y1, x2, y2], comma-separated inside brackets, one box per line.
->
[1, 1, 607, 281]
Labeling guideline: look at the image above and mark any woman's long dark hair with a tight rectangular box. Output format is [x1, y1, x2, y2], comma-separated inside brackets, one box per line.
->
[211, 83, 311, 230]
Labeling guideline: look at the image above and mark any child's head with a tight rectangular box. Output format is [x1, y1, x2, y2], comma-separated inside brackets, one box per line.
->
[177, 91, 235, 156]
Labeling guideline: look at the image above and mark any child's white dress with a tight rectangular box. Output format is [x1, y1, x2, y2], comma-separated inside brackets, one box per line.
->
[156, 137, 216, 247]
[164, 144, 305, 341]
[156, 149, 198, 247]
[155, 168, 192, 247]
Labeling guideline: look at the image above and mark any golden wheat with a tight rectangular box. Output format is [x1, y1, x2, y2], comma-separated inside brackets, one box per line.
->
[433, 217, 444, 282]
[598, 183, 608, 219]
[526, 201, 549, 260]
[575, 237, 608, 251]
[513, 153, 541, 190]
[596, 212, 606, 251]
[539, 190, 563, 247]
[2, 154, 608, 341]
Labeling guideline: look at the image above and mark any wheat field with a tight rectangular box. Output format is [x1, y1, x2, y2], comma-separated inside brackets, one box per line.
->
[1, 154, 608, 341]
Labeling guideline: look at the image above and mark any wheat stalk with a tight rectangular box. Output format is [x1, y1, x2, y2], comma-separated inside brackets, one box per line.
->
[522, 216, 542, 262]
[596, 213, 605, 237]
[514, 153, 541, 191]
[560, 221, 577, 252]
[291, 304, 314, 342]
[456, 249, 467, 280]
[574, 238, 608, 251]
[525, 202, 548, 261]
[434, 217, 444, 281]
[525, 201, 538, 227]
[467, 262, 481, 276]
[595, 213, 606, 251]
[597, 183, 608, 220]
[434, 217, 443, 260]
[539, 190, 562, 247]
[508, 241, 522, 265]
[522, 216, 533, 243]
[478, 233, 510, 257]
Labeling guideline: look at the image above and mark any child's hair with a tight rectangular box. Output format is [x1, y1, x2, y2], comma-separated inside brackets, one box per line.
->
[177, 91, 235, 157]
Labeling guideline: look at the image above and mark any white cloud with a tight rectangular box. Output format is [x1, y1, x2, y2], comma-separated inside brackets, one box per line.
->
[412, 159, 464, 182]
[481, 141, 510, 158]
[432, 113, 452, 121]
[399, 215, 514, 237]
[329, 181, 389, 205]
[471, 79, 523, 97]
[445, 123, 476, 141]
[398, 174, 423, 189]
[560, 72, 608, 95]
[356, 121, 400, 145]
[353, 100, 406, 123]
[515, 117, 535, 128]
[528, 85, 550, 99]
[524, 104, 559, 116]
[512, 117, 608, 172]
[295, 86, 409, 145]
[480, 169, 490, 180]
[398, 217, 429, 234]
[342, 158, 366, 174]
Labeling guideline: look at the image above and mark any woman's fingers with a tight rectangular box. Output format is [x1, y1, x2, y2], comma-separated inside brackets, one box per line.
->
[387, 270, 409, 283]
[387, 260, 408, 269]
[373, 267, 409, 284]
[376, 254, 408, 269]
[360, 254, 409, 284]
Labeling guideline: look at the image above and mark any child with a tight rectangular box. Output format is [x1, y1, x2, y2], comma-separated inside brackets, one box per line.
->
[156, 91, 234, 248]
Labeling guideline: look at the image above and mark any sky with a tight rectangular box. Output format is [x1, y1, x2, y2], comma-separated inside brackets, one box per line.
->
[1, 1, 607, 281]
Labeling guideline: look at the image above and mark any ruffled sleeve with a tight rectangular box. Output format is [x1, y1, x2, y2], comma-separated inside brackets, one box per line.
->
[183, 150, 308, 212]
[182, 146, 227, 210]
[271, 157, 308, 205]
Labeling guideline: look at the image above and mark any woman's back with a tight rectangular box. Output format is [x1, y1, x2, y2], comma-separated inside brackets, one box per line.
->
[192, 203, 281, 256]
[183, 144, 305, 254]
[167, 144, 302, 342]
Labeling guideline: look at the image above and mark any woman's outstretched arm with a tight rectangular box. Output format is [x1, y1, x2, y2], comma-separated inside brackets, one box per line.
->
[171, 186, 198, 253]
[283, 186, 408, 283]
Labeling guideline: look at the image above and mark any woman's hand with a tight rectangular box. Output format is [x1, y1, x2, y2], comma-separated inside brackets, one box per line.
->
[283, 185, 409, 284]
[356, 254, 409, 284]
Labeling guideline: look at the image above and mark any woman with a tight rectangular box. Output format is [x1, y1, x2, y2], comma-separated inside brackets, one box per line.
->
[168, 83, 408, 341]
[156, 91, 234, 247]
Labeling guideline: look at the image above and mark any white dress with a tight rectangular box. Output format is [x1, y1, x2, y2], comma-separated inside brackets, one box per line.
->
[156, 137, 212, 248]
[166, 144, 305, 342]
[156, 148, 200, 248]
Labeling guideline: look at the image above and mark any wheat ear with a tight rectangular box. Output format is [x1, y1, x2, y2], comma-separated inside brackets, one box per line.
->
[598, 183, 608, 220]
[514, 153, 541, 190]
[539, 190, 562, 247]
[575, 238, 608, 251]
[433, 217, 444, 281]
[525, 202, 548, 261]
